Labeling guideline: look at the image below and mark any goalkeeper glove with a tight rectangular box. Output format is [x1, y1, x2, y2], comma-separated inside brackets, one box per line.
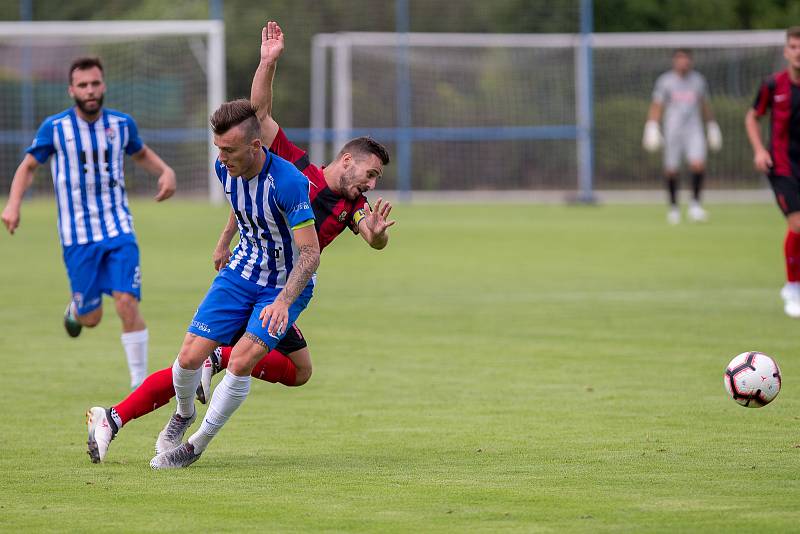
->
[706, 121, 722, 152]
[642, 120, 663, 152]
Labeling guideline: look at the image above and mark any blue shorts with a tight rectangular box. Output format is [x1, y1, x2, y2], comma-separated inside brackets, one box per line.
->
[62, 234, 141, 315]
[187, 267, 314, 349]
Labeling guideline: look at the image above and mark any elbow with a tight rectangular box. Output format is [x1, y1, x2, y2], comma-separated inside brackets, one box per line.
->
[370, 238, 388, 250]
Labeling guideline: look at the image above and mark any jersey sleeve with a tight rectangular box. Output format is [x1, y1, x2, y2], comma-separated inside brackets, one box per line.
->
[214, 159, 226, 184]
[123, 115, 144, 155]
[348, 196, 369, 234]
[270, 128, 311, 171]
[752, 78, 774, 117]
[275, 164, 315, 229]
[652, 74, 668, 104]
[25, 119, 55, 163]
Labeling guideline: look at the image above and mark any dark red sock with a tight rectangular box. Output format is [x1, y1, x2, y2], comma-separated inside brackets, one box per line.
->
[784, 230, 800, 282]
[219, 346, 232, 369]
[251, 350, 297, 386]
[113, 367, 175, 425]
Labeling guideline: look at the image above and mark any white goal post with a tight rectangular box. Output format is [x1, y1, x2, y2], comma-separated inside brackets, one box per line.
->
[311, 30, 786, 200]
[0, 20, 226, 203]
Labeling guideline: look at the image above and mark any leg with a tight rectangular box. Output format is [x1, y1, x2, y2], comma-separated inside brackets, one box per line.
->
[151, 333, 220, 456]
[198, 322, 310, 402]
[62, 242, 105, 335]
[174, 333, 220, 417]
[688, 160, 706, 203]
[86, 366, 175, 463]
[664, 168, 681, 225]
[664, 170, 679, 207]
[686, 128, 709, 221]
[769, 175, 800, 317]
[185, 334, 267, 455]
[113, 291, 148, 387]
[76, 306, 103, 327]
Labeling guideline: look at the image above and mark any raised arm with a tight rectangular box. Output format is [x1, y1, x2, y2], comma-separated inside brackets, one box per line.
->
[1, 154, 40, 235]
[131, 145, 176, 201]
[745, 109, 772, 173]
[213, 209, 239, 271]
[250, 20, 284, 149]
[259, 224, 320, 336]
[358, 197, 395, 250]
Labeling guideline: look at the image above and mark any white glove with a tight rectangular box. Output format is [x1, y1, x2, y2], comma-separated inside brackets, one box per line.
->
[706, 120, 722, 152]
[642, 120, 663, 152]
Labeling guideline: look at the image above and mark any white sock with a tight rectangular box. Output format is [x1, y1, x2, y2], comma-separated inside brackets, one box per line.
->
[172, 358, 201, 418]
[121, 329, 148, 388]
[188, 372, 251, 453]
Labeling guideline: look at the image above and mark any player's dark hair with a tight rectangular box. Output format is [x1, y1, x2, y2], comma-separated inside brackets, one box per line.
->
[69, 57, 104, 84]
[787, 27, 800, 41]
[336, 136, 390, 165]
[210, 99, 261, 141]
[673, 48, 692, 57]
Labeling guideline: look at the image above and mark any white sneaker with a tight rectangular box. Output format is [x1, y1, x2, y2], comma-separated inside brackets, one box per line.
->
[688, 202, 708, 222]
[86, 406, 115, 463]
[781, 283, 800, 318]
[667, 207, 681, 225]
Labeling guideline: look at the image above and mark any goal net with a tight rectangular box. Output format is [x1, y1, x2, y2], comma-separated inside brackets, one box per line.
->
[311, 30, 785, 196]
[0, 21, 224, 202]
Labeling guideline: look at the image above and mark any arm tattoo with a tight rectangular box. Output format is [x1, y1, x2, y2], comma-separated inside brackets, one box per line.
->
[278, 243, 320, 305]
[243, 332, 271, 350]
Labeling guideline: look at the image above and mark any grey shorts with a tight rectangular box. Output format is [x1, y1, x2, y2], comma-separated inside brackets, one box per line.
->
[663, 126, 706, 171]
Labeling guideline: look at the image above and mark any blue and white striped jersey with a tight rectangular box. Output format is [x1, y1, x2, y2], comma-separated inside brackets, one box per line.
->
[217, 148, 316, 289]
[26, 108, 144, 247]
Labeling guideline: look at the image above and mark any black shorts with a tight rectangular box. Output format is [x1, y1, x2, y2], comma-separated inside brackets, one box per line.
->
[769, 174, 800, 216]
[228, 323, 307, 355]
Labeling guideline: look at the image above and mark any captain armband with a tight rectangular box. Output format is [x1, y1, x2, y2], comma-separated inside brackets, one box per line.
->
[351, 208, 366, 233]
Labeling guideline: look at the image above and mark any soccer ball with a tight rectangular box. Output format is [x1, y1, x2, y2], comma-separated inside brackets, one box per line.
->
[723, 351, 781, 408]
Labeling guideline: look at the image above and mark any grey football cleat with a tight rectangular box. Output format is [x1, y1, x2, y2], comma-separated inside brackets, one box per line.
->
[150, 442, 201, 469]
[155, 410, 196, 455]
[64, 301, 82, 338]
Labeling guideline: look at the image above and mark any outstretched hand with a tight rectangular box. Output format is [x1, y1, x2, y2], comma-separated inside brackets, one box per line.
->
[261, 20, 284, 65]
[363, 197, 395, 238]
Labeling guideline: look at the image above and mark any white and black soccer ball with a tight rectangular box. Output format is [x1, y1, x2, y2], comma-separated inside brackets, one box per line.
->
[724, 351, 781, 408]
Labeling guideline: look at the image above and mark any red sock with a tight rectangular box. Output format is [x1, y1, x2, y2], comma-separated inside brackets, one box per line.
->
[784, 230, 800, 282]
[219, 346, 232, 368]
[113, 367, 175, 426]
[251, 350, 297, 386]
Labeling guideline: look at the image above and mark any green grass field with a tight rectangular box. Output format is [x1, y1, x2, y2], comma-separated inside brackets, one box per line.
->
[1, 199, 800, 532]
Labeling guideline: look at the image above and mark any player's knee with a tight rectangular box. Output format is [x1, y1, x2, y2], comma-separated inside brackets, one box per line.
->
[227, 358, 251, 376]
[114, 293, 137, 314]
[77, 306, 102, 327]
[788, 213, 800, 233]
[293, 364, 312, 386]
[689, 163, 705, 174]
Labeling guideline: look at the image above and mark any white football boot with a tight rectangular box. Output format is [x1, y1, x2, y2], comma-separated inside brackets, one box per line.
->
[86, 406, 115, 463]
[781, 283, 800, 318]
[688, 202, 708, 222]
[667, 207, 681, 225]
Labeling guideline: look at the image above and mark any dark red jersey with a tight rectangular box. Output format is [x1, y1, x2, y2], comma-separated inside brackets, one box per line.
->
[753, 70, 800, 177]
[269, 128, 368, 250]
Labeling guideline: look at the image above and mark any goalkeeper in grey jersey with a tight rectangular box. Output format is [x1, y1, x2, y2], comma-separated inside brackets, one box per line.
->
[642, 49, 722, 224]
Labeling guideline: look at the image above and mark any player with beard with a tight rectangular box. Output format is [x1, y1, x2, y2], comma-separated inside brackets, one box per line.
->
[84, 22, 395, 464]
[2, 57, 176, 388]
